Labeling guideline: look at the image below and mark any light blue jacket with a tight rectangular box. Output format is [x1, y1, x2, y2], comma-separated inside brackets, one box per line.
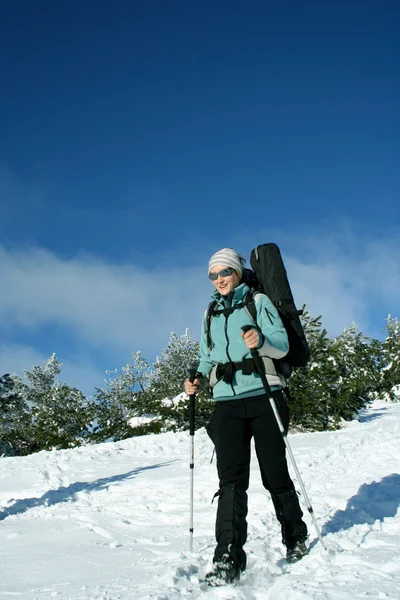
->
[198, 283, 289, 401]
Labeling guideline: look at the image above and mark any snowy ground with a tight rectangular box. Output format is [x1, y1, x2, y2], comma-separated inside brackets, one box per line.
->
[1, 400, 400, 600]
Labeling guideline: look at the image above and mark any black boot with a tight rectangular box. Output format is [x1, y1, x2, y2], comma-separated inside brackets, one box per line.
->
[286, 539, 308, 563]
[205, 553, 241, 586]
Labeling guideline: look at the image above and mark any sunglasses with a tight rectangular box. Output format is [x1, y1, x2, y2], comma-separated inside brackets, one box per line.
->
[208, 267, 235, 281]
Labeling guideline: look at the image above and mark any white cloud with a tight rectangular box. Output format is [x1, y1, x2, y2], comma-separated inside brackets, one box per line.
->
[0, 246, 209, 356]
[1, 232, 399, 396]
[283, 234, 400, 337]
[286, 259, 363, 334]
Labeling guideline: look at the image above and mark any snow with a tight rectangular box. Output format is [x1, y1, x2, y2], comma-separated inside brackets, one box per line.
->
[1, 400, 400, 599]
[127, 414, 157, 427]
[162, 391, 188, 407]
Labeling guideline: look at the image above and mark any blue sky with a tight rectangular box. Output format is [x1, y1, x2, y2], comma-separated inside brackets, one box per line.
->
[0, 0, 399, 394]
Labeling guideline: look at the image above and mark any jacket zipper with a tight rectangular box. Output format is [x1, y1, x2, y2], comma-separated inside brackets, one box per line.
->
[265, 307, 274, 325]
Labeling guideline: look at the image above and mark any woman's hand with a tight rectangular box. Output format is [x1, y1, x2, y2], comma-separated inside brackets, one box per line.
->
[184, 378, 200, 395]
[241, 328, 261, 349]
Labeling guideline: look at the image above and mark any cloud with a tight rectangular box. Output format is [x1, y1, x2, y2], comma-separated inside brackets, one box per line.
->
[0, 246, 209, 357]
[1, 231, 399, 396]
[283, 233, 400, 338]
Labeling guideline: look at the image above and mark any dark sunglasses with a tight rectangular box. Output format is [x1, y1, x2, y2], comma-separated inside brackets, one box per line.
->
[208, 267, 235, 281]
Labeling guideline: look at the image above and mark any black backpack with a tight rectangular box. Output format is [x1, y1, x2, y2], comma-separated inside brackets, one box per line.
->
[205, 243, 310, 379]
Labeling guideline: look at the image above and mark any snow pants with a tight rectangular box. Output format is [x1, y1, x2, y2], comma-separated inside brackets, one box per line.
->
[206, 391, 308, 569]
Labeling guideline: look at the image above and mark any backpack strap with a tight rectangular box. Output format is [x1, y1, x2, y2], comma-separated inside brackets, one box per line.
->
[244, 290, 257, 323]
[206, 290, 259, 351]
[205, 300, 218, 350]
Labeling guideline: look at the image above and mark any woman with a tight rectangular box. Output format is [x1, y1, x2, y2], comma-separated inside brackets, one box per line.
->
[184, 248, 308, 586]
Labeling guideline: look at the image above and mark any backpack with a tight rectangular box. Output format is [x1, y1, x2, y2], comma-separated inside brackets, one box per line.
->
[205, 243, 310, 379]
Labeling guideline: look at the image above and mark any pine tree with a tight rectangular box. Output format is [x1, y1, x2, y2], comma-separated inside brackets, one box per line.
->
[149, 330, 213, 431]
[0, 374, 32, 455]
[288, 309, 388, 429]
[91, 332, 214, 441]
[30, 383, 92, 451]
[331, 323, 381, 420]
[151, 331, 200, 398]
[288, 308, 342, 430]
[92, 352, 160, 442]
[380, 316, 400, 400]
[11, 355, 92, 453]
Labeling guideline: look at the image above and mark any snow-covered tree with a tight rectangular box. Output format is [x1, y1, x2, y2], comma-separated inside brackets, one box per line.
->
[288, 310, 387, 430]
[380, 316, 400, 401]
[288, 308, 342, 430]
[330, 323, 381, 420]
[29, 383, 92, 451]
[92, 352, 160, 442]
[151, 331, 200, 398]
[0, 374, 32, 455]
[92, 331, 214, 440]
[11, 355, 92, 453]
[148, 330, 213, 431]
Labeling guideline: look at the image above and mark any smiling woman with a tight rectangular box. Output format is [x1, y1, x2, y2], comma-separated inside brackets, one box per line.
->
[207, 248, 244, 295]
[184, 247, 308, 586]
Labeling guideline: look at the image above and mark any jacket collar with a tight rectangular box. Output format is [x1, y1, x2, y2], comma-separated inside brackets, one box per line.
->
[212, 283, 250, 308]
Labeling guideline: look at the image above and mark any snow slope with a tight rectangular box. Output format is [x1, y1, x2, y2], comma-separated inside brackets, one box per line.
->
[1, 400, 400, 599]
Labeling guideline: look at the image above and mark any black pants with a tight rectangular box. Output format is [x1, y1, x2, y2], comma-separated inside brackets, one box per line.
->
[207, 391, 307, 568]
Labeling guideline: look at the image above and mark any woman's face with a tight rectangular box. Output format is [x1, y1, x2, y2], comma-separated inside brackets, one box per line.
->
[209, 264, 241, 296]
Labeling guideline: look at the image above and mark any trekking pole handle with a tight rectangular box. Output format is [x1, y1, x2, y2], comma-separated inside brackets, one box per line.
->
[241, 325, 259, 360]
[241, 324, 258, 354]
[188, 369, 199, 437]
[188, 369, 198, 384]
[241, 326, 273, 394]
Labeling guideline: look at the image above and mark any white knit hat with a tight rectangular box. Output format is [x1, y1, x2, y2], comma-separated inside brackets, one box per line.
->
[208, 248, 243, 277]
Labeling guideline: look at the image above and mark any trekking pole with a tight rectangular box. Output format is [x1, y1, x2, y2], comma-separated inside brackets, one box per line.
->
[188, 367, 199, 552]
[242, 326, 327, 551]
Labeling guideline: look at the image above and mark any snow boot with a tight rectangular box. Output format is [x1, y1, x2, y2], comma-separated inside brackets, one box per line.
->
[286, 539, 308, 563]
[205, 553, 241, 586]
